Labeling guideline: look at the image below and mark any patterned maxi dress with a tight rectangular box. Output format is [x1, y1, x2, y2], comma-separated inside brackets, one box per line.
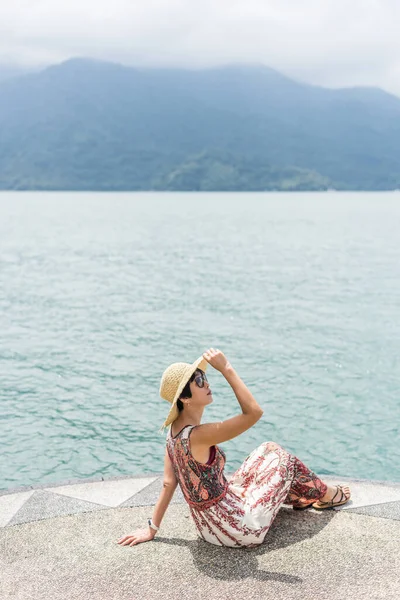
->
[166, 424, 328, 548]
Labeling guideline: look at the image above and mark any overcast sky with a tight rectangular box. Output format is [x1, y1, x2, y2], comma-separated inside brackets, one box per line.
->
[1, 0, 400, 96]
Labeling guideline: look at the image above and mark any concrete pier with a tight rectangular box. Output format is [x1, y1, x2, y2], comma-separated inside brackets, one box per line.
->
[1, 474, 400, 599]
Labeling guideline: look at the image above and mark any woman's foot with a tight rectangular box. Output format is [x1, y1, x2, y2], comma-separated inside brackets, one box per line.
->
[292, 497, 317, 510]
[312, 484, 351, 509]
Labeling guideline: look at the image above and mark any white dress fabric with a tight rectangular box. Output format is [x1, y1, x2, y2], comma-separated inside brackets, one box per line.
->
[166, 424, 328, 548]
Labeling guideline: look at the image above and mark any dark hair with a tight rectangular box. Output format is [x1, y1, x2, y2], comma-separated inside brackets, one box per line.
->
[177, 368, 205, 413]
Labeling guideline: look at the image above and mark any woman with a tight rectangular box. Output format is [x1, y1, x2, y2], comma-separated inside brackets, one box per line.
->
[117, 348, 351, 548]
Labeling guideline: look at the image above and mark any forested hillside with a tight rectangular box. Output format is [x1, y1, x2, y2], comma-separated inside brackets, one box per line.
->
[1, 58, 399, 190]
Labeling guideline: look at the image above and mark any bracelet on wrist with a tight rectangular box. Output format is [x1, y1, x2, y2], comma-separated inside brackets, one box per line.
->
[148, 518, 159, 532]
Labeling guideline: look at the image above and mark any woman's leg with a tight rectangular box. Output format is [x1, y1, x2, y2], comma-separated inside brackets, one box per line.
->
[231, 441, 328, 508]
[283, 452, 328, 507]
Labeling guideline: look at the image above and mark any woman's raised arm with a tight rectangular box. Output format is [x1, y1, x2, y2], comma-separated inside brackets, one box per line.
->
[191, 348, 263, 447]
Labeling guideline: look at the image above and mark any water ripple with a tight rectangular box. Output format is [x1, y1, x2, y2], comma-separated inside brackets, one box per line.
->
[1, 191, 400, 490]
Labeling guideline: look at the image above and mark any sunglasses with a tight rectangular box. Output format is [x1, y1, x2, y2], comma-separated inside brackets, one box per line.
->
[193, 372, 208, 388]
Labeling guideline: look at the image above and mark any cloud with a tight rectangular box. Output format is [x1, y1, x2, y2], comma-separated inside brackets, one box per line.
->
[1, 0, 400, 95]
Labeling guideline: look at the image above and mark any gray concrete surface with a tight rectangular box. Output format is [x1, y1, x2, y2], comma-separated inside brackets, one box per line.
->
[1, 474, 400, 600]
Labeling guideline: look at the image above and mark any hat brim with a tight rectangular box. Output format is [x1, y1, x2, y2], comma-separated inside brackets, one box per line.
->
[159, 356, 209, 432]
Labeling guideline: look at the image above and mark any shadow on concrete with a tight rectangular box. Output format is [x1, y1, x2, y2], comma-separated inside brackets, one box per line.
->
[151, 507, 335, 584]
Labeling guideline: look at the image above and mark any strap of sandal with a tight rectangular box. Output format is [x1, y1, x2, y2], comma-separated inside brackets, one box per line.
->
[317, 485, 346, 506]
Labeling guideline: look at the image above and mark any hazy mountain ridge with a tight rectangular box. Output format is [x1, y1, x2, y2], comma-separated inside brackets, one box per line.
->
[0, 58, 399, 190]
[0, 65, 38, 83]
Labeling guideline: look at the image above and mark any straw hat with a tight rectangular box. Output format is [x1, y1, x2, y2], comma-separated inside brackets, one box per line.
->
[158, 355, 209, 433]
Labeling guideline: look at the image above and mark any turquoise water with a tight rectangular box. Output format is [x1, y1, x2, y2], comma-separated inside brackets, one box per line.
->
[1, 191, 399, 492]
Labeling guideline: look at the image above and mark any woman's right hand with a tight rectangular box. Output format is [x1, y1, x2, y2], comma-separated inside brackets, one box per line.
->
[203, 348, 231, 373]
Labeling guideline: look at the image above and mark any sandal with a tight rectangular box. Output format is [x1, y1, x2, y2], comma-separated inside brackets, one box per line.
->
[292, 498, 317, 510]
[312, 485, 351, 510]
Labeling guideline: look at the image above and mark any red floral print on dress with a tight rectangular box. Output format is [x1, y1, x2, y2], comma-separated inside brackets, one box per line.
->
[167, 425, 328, 548]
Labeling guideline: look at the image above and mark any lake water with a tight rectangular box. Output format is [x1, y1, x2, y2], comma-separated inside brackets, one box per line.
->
[1, 191, 399, 492]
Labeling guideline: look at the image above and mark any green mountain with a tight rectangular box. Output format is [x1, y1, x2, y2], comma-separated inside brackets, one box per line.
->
[0, 58, 399, 190]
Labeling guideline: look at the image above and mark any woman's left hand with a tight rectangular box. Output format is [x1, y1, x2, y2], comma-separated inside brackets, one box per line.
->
[116, 527, 155, 547]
